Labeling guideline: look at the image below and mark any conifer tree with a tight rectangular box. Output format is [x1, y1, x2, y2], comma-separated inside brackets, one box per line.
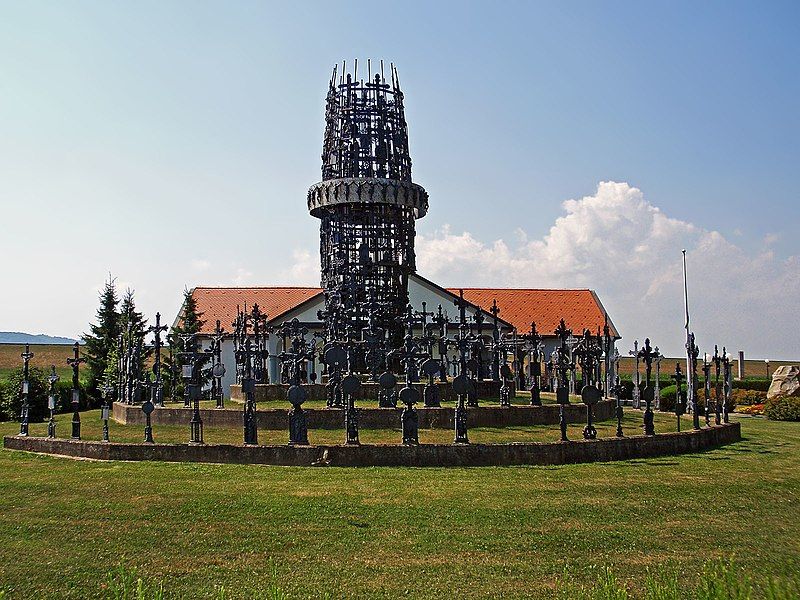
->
[166, 288, 206, 399]
[82, 276, 120, 399]
[119, 288, 151, 383]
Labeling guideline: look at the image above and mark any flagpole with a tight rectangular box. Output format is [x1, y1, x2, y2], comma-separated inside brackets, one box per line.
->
[682, 249, 694, 412]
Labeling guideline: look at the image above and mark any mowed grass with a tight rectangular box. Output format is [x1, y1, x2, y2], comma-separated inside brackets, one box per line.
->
[0, 413, 798, 599]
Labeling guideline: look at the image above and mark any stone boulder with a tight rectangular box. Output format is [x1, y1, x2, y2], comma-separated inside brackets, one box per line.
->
[767, 365, 800, 400]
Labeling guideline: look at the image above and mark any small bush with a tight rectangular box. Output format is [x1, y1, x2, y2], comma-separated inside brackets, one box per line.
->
[733, 378, 772, 392]
[738, 404, 765, 415]
[765, 395, 800, 421]
[0, 367, 49, 422]
[732, 389, 767, 407]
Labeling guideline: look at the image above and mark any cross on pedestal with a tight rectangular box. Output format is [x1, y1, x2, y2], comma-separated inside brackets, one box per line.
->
[687, 333, 700, 430]
[66, 342, 86, 440]
[637, 338, 660, 436]
[179, 336, 207, 445]
[489, 299, 501, 381]
[671, 362, 685, 432]
[712, 345, 722, 425]
[521, 322, 543, 406]
[146, 312, 169, 407]
[238, 338, 258, 445]
[554, 319, 573, 441]
[207, 319, 227, 409]
[46, 365, 59, 439]
[18, 344, 34, 437]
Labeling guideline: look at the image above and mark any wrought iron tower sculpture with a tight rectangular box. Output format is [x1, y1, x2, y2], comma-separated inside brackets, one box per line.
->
[308, 60, 429, 347]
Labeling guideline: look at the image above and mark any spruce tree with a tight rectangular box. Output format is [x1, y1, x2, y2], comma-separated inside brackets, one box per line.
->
[119, 288, 152, 376]
[167, 288, 206, 399]
[82, 276, 120, 399]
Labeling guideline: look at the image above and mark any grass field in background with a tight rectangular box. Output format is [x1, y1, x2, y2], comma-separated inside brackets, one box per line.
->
[0, 412, 797, 598]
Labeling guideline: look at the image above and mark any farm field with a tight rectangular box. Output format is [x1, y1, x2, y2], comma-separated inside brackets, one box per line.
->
[0, 412, 798, 598]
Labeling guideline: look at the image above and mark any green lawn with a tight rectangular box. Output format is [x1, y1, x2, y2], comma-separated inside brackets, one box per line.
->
[0, 413, 798, 599]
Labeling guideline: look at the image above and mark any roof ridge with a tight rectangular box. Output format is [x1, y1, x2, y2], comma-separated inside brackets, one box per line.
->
[193, 286, 322, 290]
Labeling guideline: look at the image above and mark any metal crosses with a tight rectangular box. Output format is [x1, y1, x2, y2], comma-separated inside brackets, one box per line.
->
[489, 298, 501, 381]
[713, 345, 722, 425]
[18, 344, 34, 437]
[637, 338, 660, 436]
[522, 322, 544, 406]
[311, 63, 428, 348]
[146, 312, 168, 407]
[688, 333, 700, 430]
[702, 353, 712, 427]
[178, 334, 206, 445]
[629, 340, 641, 409]
[66, 342, 86, 440]
[46, 365, 59, 439]
[722, 347, 731, 424]
[238, 339, 259, 445]
[101, 379, 114, 442]
[208, 319, 227, 409]
[280, 319, 313, 446]
[671, 362, 685, 432]
[573, 330, 602, 439]
[554, 319, 573, 442]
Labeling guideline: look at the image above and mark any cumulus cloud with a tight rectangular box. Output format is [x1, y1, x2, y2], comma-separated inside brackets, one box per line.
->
[415, 182, 799, 358]
[280, 249, 319, 286]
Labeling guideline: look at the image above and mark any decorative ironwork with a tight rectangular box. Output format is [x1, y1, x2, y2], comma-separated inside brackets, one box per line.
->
[671, 362, 685, 432]
[637, 338, 660, 436]
[702, 354, 712, 427]
[18, 344, 34, 437]
[101, 380, 114, 442]
[47, 365, 59, 439]
[521, 322, 543, 406]
[179, 334, 206, 445]
[629, 340, 641, 409]
[554, 319, 573, 442]
[280, 319, 313, 446]
[238, 339, 258, 445]
[66, 342, 85, 440]
[713, 345, 722, 425]
[309, 61, 428, 348]
[146, 312, 168, 407]
[722, 347, 731, 424]
[688, 333, 700, 430]
[208, 320, 227, 409]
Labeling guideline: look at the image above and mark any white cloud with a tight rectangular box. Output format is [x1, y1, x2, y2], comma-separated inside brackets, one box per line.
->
[231, 267, 255, 286]
[414, 181, 799, 359]
[280, 248, 320, 286]
[190, 259, 211, 272]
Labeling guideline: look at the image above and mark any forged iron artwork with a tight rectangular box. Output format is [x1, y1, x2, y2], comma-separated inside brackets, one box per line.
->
[309, 61, 428, 348]
[47, 365, 59, 439]
[688, 333, 700, 430]
[671, 362, 685, 432]
[612, 375, 624, 437]
[554, 319, 573, 442]
[181, 336, 207, 445]
[238, 339, 258, 445]
[208, 320, 227, 409]
[18, 344, 33, 437]
[146, 312, 168, 407]
[629, 340, 641, 409]
[521, 322, 543, 406]
[638, 338, 660, 436]
[722, 348, 731, 424]
[279, 319, 313, 446]
[573, 329, 602, 439]
[702, 353, 712, 426]
[67, 342, 86, 440]
[101, 380, 114, 442]
[713, 345, 722, 425]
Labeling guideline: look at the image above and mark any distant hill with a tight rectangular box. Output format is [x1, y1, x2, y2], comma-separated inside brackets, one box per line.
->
[0, 332, 79, 345]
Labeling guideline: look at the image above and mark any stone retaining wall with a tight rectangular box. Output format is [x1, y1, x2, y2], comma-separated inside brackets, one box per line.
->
[3, 423, 741, 468]
[229, 380, 512, 403]
[113, 400, 615, 430]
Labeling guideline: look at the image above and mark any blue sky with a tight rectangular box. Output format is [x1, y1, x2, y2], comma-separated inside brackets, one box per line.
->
[1, 1, 798, 358]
